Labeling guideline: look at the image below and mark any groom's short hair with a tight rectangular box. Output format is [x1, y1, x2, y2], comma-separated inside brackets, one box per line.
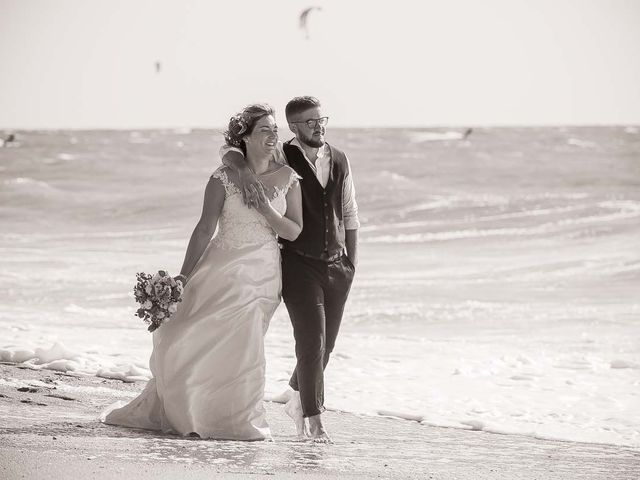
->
[285, 96, 321, 122]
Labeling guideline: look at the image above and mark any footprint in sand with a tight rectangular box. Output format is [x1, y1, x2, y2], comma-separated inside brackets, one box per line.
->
[45, 393, 78, 401]
[509, 375, 535, 381]
[20, 398, 48, 406]
[17, 387, 40, 393]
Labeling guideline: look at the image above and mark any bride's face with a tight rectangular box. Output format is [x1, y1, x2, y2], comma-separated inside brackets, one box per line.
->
[244, 115, 278, 155]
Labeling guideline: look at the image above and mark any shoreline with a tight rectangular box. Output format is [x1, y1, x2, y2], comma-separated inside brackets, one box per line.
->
[3, 332, 639, 450]
[1, 363, 638, 479]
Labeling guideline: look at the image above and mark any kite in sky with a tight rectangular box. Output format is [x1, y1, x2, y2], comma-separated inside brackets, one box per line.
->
[299, 6, 322, 39]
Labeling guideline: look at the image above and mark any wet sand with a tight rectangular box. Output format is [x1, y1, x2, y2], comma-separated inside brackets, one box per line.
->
[0, 363, 638, 479]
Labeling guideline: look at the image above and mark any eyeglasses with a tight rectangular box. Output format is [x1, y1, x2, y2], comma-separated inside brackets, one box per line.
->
[291, 117, 329, 128]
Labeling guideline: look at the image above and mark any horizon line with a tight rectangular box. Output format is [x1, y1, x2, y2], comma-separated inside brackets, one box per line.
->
[2, 122, 639, 132]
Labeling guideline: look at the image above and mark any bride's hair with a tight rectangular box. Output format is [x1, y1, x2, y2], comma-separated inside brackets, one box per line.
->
[224, 103, 275, 152]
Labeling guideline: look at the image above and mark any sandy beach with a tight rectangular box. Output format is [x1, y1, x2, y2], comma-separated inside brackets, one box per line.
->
[1, 363, 638, 480]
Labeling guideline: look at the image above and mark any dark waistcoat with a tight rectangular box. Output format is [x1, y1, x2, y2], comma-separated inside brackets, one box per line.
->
[279, 140, 347, 259]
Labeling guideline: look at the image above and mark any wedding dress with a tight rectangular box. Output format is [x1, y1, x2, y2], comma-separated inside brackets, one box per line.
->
[101, 165, 300, 440]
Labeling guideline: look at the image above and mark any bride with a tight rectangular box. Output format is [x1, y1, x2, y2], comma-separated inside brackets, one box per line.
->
[101, 104, 302, 440]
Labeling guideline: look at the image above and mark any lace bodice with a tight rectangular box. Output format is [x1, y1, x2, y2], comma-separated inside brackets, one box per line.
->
[209, 166, 300, 249]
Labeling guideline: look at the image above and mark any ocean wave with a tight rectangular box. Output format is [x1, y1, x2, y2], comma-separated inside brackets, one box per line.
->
[64, 304, 132, 318]
[377, 170, 413, 183]
[408, 131, 464, 142]
[362, 227, 540, 243]
[0, 226, 179, 241]
[363, 207, 640, 243]
[0, 342, 151, 384]
[522, 192, 589, 200]
[392, 194, 512, 219]
[128, 131, 151, 144]
[1, 177, 70, 203]
[396, 192, 593, 218]
[497, 259, 640, 282]
[400, 195, 590, 220]
[473, 204, 593, 222]
[360, 200, 640, 235]
[567, 138, 597, 148]
[363, 200, 640, 242]
[399, 197, 475, 214]
[3, 177, 56, 190]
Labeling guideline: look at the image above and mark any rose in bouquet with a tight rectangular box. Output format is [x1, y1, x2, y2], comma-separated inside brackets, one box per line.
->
[133, 270, 184, 332]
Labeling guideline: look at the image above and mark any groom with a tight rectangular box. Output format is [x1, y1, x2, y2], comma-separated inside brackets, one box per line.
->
[221, 96, 359, 442]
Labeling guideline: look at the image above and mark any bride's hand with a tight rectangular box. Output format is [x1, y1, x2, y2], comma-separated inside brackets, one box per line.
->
[251, 183, 273, 217]
[238, 168, 263, 209]
[174, 274, 188, 286]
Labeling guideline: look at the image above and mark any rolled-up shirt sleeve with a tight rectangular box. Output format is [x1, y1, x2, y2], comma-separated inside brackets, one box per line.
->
[219, 142, 287, 166]
[343, 156, 360, 230]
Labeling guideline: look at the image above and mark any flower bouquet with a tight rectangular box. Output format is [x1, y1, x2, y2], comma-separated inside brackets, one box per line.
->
[133, 270, 184, 332]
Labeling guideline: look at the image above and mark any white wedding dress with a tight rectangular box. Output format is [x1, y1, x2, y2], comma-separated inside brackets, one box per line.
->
[101, 165, 300, 440]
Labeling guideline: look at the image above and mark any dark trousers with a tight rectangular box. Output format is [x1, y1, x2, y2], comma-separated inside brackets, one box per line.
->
[281, 249, 355, 417]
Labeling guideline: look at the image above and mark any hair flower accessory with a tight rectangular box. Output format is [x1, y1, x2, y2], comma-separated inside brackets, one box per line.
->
[224, 114, 249, 147]
[235, 115, 248, 135]
[223, 103, 275, 148]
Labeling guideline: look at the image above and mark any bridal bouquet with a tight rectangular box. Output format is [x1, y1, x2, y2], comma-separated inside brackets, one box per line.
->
[133, 270, 184, 332]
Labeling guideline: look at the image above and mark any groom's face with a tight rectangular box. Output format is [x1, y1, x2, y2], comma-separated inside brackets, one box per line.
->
[290, 107, 326, 149]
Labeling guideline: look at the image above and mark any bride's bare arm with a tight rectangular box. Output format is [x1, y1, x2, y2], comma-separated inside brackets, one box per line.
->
[252, 181, 302, 241]
[177, 177, 225, 283]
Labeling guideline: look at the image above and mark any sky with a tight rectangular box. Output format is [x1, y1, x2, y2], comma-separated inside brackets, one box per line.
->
[1, 0, 639, 129]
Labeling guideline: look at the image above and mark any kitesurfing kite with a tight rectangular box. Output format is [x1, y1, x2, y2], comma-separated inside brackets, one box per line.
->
[299, 6, 322, 39]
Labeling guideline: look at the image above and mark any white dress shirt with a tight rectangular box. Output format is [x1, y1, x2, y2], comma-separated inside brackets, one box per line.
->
[220, 140, 360, 230]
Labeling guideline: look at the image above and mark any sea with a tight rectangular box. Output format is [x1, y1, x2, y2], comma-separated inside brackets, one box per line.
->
[1, 126, 639, 447]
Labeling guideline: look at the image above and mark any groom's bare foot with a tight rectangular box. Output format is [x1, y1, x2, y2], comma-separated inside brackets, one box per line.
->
[284, 391, 308, 438]
[308, 414, 332, 443]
